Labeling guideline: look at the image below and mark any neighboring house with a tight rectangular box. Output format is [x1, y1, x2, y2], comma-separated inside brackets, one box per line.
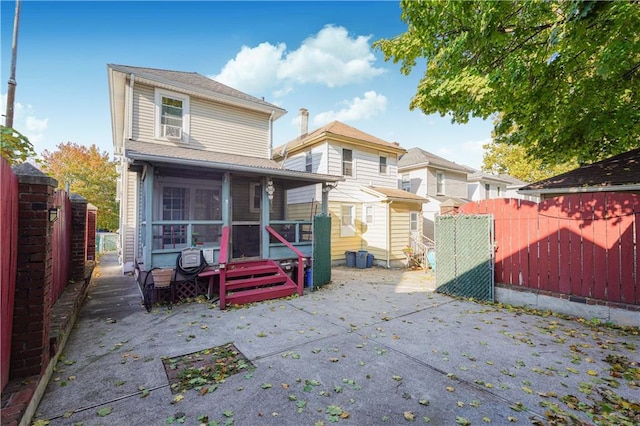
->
[397, 147, 470, 241]
[467, 170, 538, 202]
[518, 148, 640, 199]
[107, 65, 341, 305]
[273, 110, 427, 267]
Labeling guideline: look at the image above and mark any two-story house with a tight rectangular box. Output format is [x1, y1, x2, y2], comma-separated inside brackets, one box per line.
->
[273, 110, 427, 268]
[467, 170, 538, 202]
[107, 65, 341, 308]
[398, 147, 471, 241]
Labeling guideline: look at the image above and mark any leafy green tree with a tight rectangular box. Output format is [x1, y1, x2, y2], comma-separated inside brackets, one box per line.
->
[375, 0, 640, 165]
[41, 143, 119, 231]
[0, 125, 36, 165]
[482, 141, 578, 183]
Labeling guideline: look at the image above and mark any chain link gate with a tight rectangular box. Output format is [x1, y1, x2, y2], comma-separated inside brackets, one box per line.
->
[435, 214, 494, 301]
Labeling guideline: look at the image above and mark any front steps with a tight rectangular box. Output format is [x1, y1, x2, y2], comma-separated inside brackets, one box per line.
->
[220, 259, 300, 309]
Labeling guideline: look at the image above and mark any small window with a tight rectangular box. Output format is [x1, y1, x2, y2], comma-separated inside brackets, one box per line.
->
[363, 204, 374, 224]
[250, 183, 262, 213]
[410, 212, 419, 232]
[485, 183, 491, 199]
[340, 204, 355, 237]
[379, 156, 387, 175]
[342, 149, 353, 177]
[155, 89, 190, 142]
[401, 174, 411, 192]
[497, 186, 502, 197]
[436, 171, 445, 195]
[305, 151, 312, 172]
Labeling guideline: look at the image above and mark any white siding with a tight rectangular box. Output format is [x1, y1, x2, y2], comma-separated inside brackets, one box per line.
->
[360, 201, 388, 264]
[131, 83, 271, 158]
[121, 167, 139, 272]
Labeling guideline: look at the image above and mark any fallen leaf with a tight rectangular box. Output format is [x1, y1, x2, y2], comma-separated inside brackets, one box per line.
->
[404, 411, 416, 421]
[96, 407, 112, 417]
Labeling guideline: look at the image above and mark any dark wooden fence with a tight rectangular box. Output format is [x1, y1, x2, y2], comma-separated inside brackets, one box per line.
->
[459, 193, 639, 307]
[1, 158, 19, 390]
[51, 190, 72, 303]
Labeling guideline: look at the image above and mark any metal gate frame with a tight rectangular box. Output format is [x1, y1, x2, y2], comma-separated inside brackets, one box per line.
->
[312, 214, 332, 288]
[435, 214, 494, 301]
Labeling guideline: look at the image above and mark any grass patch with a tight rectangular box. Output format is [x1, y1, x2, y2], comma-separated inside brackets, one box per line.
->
[162, 343, 254, 394]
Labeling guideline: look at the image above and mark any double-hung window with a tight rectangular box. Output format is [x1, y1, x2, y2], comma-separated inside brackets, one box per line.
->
[363, 204, 374, 225]
[401, 174, 411, 192]
[410, 212, 419, 232]
[155, 89, 190, 142]
[485, 183, 491, 199]
[342, 149, 353, 177]
[436, 171, 445, 195]
[340, 204, 356, 237]
[305, 151, 313, 172]
[379, 156, 387, 175]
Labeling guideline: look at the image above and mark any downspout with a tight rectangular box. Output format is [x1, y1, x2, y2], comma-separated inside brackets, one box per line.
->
[127, 74, 135, 140]
[387, 200, 393, 268]
[268, 110, 275, 159]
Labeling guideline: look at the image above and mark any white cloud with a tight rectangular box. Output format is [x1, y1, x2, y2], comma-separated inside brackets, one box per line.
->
[313, 91, 387, 126]
[211, 25, 385, 95]
[437, 137, 490, 170]
[1, 93, 48, 144]
[212, 42, 286, 93]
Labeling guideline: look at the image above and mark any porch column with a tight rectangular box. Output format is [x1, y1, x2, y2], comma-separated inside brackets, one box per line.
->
[143, 164, 154, 267]
[222, 172, 230, 226]
[321, 183, 329, 215]
[261, 176, 271, 258]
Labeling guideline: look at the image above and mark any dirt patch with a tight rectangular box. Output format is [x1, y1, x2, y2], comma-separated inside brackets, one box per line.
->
[162, 343, 254, 394]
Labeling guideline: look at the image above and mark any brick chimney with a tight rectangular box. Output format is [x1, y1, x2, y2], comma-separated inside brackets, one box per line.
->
[299, 108, 309, 136]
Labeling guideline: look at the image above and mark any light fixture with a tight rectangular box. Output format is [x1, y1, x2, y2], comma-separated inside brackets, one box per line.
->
[48, 207, 59, 223]
[265, 178, 275, 200]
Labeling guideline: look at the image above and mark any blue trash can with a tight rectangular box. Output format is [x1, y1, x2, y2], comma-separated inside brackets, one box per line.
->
[356, 250, 368, 269]
[345, 251, 356, 267]
[305, 269, 313, 287]
[366, 253, 374, 268]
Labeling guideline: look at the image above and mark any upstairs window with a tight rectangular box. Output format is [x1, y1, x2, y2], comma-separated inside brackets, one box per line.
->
[379, 156, 387, 175]
[436, 171, 445, 195]
[401, 174, 411, 192]
[305, 151, 313, 172]
[342, 148, 353, 177]
[155, 89, 190, 142]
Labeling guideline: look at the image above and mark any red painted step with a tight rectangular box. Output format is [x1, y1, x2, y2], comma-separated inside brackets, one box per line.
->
[225, 282, 298, 307]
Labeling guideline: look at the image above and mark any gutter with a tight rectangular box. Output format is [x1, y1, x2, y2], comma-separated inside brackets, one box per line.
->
[386, 200, 392, 269]
[518, 184, 640, 196]
[126, 151, 343, 182]
[126, 73, 134, 140]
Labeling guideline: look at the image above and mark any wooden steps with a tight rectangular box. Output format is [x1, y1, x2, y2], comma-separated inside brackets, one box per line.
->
[219, 259, 300, 309]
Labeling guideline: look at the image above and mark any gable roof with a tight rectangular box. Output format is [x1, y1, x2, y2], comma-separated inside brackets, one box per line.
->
[108, 64, 285, 116]
[360, 186, 429, 204]
[519, 148, 640, 195]
[467, 169, 526, 186]
[398, 147, 472, 174]
[274, 121, 406, 157]
[124, 140, 342, 183]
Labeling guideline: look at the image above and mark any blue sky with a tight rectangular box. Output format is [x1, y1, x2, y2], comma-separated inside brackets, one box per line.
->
[1, 0, 493, 169]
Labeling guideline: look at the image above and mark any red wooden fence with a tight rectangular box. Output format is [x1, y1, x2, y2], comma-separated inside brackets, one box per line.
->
[51, 190, 72, 304]
[1, 158, 19, 389]
[459, 193, 639, 306]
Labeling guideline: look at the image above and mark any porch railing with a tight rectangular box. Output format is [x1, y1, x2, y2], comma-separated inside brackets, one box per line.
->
[218, 226, 230, 309]
[408, 233, 433, 270]
[266, 225, 305, 295]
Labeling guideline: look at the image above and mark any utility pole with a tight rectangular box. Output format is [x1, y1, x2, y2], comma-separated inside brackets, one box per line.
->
[5, 0, 21, 128]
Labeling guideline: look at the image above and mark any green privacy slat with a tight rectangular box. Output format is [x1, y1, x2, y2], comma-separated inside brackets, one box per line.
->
[435, 215, 494, 301]
[312, 215, 332, 288]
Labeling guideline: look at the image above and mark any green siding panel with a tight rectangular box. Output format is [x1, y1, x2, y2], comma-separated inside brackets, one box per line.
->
[313, 215, 332, 288]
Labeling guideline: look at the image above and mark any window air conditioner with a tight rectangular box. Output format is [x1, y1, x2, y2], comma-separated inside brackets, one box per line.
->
[162, 124, 182, 140]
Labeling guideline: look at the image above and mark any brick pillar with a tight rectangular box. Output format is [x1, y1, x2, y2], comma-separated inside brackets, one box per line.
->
[10, 163, 58, 379]
[86, 203, 98, 262]
[70, 194, 88, 281]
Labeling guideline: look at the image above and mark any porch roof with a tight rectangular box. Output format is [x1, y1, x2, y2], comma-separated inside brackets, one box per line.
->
[361, 186, 429, 204]
[124, 140, 342, 184]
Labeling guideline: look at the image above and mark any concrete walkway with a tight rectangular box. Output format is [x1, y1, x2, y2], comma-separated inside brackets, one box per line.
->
[33, 253, 638, 425]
